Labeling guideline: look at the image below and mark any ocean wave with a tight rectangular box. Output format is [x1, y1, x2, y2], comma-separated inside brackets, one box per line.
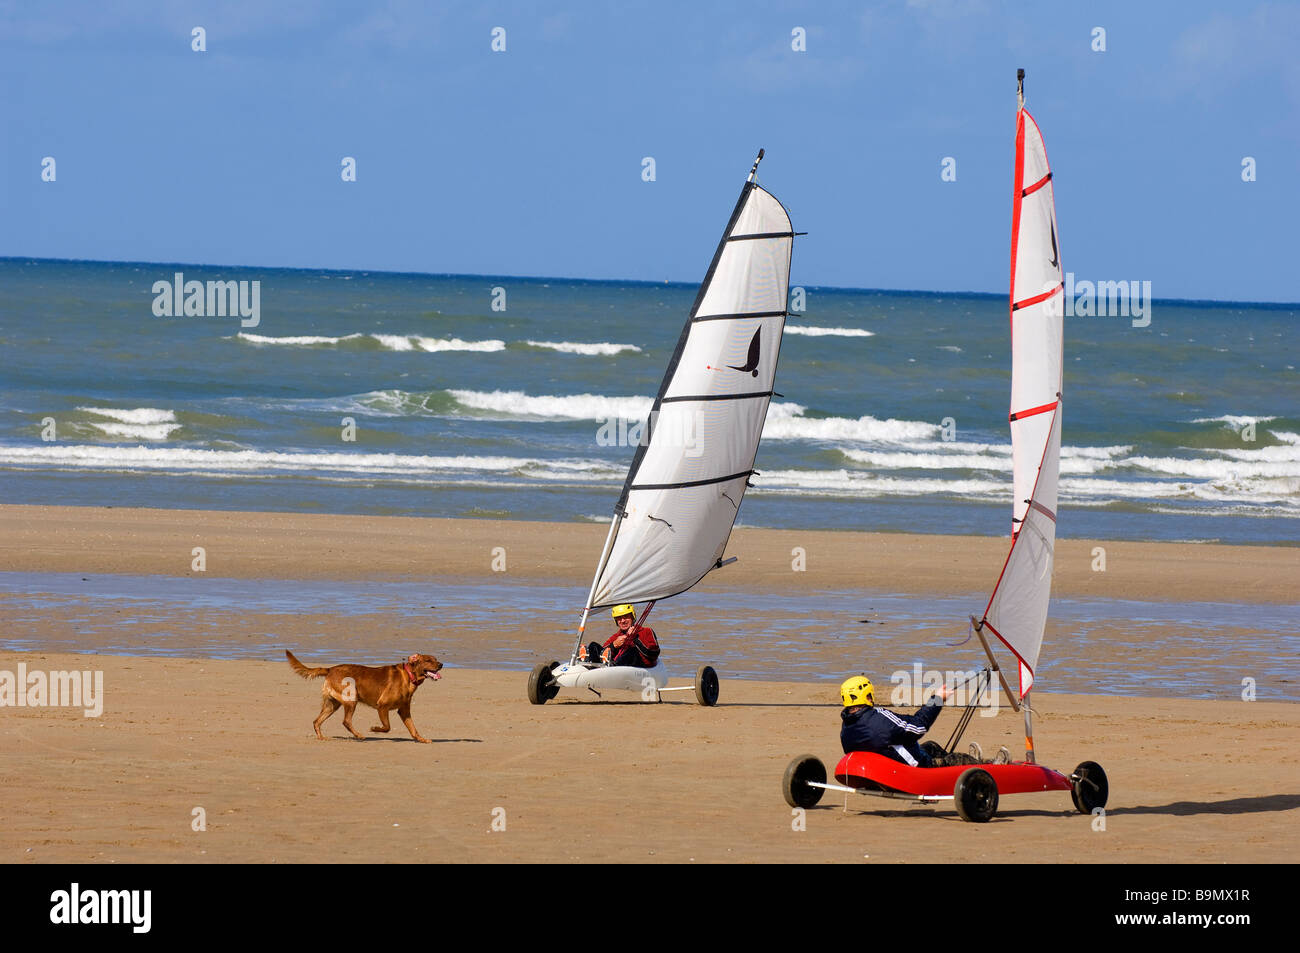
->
[86, 423, 180, 441]
[76, 407, 180, 440]
[1215, 431, 1300, 462]
[0, 444, 622, 480]
[1190, 414, 1278, 428]
[762, 414, 939, 443]
[77, 407, 176, 424]
[1125, 455, 1300, 481]
[523, 340, 642, 355]
[448, 389, 654, 420]
[374, 335, 506, 353]
[754, 469, 1005, 498]
[237, 332, 505, 352]
[841, 448, 1111, 476]
[784, 326, 875, 337]
[237, 333, 364, 346]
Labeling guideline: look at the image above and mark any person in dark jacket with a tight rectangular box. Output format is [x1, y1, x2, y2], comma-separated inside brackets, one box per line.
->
[839, 674, 958, 767]
[581, 604, 661, 668]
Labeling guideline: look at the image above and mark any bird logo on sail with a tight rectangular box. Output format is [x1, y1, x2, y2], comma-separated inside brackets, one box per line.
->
[726, 328, 762, 377]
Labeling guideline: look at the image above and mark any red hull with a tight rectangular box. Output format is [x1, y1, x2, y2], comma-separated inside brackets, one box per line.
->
[835, 751, 1072, 797]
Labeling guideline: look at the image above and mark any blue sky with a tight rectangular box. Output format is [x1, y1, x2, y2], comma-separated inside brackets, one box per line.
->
[3, 1, 1297, 301]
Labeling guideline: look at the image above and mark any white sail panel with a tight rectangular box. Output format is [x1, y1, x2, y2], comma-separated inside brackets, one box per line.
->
[588, 173, 793, 609]
[982, 404, 1061, 695]
[981, 106, 1064, 698]
[1008, 110, 1063, 529]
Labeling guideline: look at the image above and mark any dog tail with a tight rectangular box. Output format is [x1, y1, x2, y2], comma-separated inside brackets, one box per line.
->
[285, 650, 328, 679]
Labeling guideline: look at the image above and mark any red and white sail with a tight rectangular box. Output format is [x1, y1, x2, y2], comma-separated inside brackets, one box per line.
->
[587, 152, 794, 609]
[978, 101, 1064, 699]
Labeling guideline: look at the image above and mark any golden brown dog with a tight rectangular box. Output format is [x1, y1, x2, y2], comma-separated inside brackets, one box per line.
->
[286, 650, 443, 743]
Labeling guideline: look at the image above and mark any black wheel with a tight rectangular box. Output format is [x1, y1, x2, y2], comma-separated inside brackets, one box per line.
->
[782, 754, 826, 808]
[954, 768, 999, 823]
[527, 661, 560, 705]
[695, 665, 719, 706]
[1070, 761, 1109, 814]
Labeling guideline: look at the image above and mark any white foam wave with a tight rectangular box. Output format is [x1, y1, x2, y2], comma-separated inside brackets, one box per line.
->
[88, 423, 180, 441]
[1191, 414, 1278, 428]
[754, 469, 1006, 498]
[76, 407, 179, 440]
[841, 448, 1111, 476]
[78, 407, 176, 424]
[0, 444, 622, 480]
[237, 332, 504, 352]
[376, 335, 506, 353]
[525, 340, 642, 356]
[1126, 456, 1300, 481]
[763, 414, 939, 443]
[448, 389, 653, 420]
[1216, 432, 1300, 462]
[238, 333, 363, 346]
[784, 326, 874, 337]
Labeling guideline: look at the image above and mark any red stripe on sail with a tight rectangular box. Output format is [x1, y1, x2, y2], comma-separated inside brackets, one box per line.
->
[980, 618, 1037, 699]
[1012, 283, 1063, 312]
[1009, 399, 1058, 422]
[1021, 172, 1052, 197]
[1008, 111, 1026, 335]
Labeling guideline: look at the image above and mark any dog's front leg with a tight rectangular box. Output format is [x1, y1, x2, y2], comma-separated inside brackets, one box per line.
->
[397, 702, 430, 743]
[371, 708, 392, 733]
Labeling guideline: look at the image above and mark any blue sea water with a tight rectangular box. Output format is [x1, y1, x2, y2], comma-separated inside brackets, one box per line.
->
[1, 258, 1297, 544]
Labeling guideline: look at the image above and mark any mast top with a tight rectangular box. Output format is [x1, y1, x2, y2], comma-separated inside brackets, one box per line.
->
[748, 148, 765, 183]
[1017, 68, 1025, 111]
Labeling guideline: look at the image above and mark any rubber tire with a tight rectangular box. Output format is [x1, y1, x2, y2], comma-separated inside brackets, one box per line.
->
[1070, 761, 1109, 814]
[695, 665, 720, 706]
[527, 661, 560, 705]
[954, 768, 999, 823]
[782, 754, 827, 809]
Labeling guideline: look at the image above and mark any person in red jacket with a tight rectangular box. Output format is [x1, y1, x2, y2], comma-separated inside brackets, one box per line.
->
[581, 604, 661, 668]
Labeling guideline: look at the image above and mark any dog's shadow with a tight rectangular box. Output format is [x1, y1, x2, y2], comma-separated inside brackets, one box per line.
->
[322, 736, 484, 744]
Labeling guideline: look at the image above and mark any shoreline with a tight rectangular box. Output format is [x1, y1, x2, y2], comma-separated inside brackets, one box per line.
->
[2, 504, 1298, 604]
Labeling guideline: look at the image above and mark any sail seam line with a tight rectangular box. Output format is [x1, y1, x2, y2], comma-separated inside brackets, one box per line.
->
[660, 391, 773, 403]
[727, 231, 795, 241]
[692, 310, 787, 323]
[630, 469, 753, 491]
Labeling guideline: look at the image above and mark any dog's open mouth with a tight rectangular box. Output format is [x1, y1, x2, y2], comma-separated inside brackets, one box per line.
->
[430, 671, 442, 680]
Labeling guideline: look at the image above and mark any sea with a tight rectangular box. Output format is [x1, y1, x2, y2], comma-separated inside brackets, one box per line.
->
[1, 257, 1297, 544]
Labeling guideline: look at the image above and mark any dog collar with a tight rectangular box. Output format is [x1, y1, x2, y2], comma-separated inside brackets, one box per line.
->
[403, 662, 421, 684]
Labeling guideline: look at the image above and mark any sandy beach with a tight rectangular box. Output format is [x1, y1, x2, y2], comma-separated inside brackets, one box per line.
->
[1, 505, 1297, 864]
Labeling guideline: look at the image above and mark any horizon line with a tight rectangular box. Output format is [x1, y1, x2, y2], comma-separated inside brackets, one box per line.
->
[4, 255, 1297, 310]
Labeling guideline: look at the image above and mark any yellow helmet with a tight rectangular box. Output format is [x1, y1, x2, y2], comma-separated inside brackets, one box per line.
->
[611, 604, 636, 620]
[840, 675, 874, 708]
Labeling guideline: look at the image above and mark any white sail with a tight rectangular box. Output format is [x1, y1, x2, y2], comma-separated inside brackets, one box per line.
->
[588, 154, 794, 609]
[979, 102, 1064, 698]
